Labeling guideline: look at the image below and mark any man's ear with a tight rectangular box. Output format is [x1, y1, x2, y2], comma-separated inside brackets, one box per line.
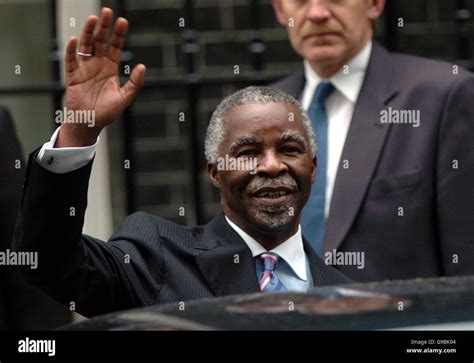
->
[207, 163, 221, 189]
[311, 157, 317, 184]
[367, 0, 385, 21]
[271, 0, 288, 27]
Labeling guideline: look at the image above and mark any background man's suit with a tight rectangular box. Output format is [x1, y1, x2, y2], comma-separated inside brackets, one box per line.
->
[13, 155, 349, 318]
[0, 106, 70, 329]
[272, 42, 474, 282]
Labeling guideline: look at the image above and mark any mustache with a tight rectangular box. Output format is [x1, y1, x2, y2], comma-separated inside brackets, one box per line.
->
[246, 175, 298, 194]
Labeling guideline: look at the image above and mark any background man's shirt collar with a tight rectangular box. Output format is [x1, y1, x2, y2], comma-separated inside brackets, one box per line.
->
[303, 40, 372, 104]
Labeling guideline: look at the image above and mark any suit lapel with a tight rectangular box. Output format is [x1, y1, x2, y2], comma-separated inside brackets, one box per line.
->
[304, 238, 326, 286]
[324, 42, 399, 252]
[303, 238, 336, 286]
[194, 212, 260, 297]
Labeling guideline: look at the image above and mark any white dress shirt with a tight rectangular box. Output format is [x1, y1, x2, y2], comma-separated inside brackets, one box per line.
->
[37, 126, 99, 174]
[300, 41, 372, 218]
[225, 215, 313, 292]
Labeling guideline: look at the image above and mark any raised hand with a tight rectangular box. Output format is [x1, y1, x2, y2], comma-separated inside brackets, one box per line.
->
[56, 7, 146, 147]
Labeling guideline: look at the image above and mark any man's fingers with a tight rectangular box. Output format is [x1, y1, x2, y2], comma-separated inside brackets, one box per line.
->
[65, 37, 79, 73]
[122, 64, 146, 105]
[79, 15, 98, 55]
[92, 7, 113, 57]
[107, 17, 128, 64]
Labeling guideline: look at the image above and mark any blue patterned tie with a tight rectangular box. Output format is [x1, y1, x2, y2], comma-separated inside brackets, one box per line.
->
[257, 253, 287, 293]
[301, 82, 335, 256]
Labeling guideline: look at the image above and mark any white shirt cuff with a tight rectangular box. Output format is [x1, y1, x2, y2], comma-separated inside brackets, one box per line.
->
[36, 127, 99, 174]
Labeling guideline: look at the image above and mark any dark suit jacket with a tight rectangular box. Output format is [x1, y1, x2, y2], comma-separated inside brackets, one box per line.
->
[0, 106, 23, 254]
[13, 155, 350, 318]
[272, 41, 474, 282]
[0, 106, 71, 330]
[0, 106, 23, 329]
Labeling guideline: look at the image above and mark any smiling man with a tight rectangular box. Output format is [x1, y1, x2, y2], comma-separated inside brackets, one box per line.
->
[12, 8, 349, 318]
[206, 94, 317, 251]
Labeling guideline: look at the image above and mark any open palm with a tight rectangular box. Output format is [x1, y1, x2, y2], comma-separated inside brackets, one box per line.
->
[59, 8, 145, 146]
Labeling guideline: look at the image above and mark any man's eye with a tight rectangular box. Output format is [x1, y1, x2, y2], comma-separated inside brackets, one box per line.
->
[281, 147, 301, 154]
[238, 149, 258, 157]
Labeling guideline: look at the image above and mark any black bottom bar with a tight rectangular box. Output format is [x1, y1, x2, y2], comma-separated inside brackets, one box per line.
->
[0, 331, 472, 361]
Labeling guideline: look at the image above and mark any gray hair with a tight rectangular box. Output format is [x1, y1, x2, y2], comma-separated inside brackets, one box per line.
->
[204, 86, 317, 163]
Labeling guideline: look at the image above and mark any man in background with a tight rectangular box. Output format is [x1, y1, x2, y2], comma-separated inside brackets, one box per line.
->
[271, 0, 474, 281]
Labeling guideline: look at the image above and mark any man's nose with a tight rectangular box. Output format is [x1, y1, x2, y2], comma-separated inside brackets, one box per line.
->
[256, 151, 288, 177]
[306, 1, 331, 23]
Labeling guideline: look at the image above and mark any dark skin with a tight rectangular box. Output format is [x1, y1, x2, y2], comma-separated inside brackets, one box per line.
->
[55, 7, 146, 148]
[207, 103, 316, 250]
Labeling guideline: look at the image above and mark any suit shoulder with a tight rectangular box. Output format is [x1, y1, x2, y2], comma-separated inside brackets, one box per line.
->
[270, 71, 305, 99]
[0, 105, 15, 132]
[271, 72, 302, 89]
[0, 104, 10, 115]
[391, 52, 474, 88]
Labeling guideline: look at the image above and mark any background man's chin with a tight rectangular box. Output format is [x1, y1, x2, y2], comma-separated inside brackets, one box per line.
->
[305, 48, 343, 64]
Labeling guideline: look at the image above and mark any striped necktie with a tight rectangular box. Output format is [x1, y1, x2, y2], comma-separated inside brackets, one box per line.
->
[257, 253, 287, 293]
[301, 82, 335, 256]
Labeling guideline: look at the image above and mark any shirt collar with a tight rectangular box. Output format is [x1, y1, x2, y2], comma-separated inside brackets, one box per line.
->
[224, 215, 308, 281]
[303, 40, 372, 104]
